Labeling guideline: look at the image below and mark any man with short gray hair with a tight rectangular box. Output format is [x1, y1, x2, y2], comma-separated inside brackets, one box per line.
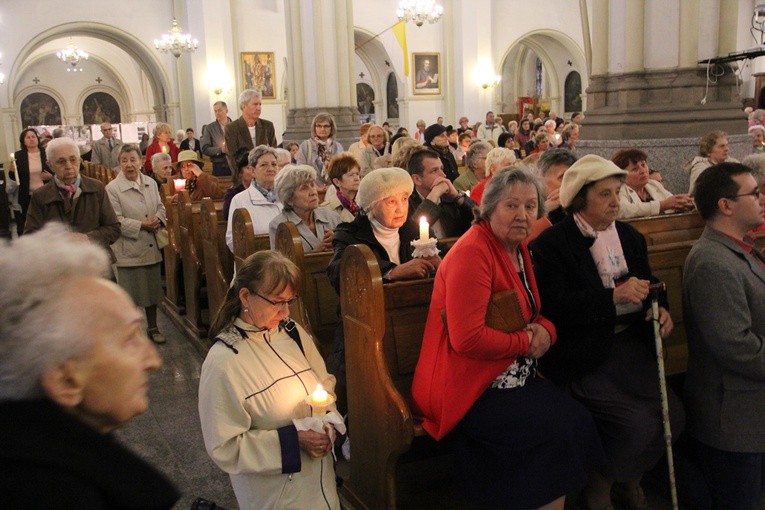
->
[91, 122, 123, 169]
[224, 89, 277, 176]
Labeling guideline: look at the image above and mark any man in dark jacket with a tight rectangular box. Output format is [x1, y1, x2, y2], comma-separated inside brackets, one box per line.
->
[423, 123, 459, 182]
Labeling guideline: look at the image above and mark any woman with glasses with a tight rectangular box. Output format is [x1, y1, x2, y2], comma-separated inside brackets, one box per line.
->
[176, 150, 225, 202]
[226, 145, 283, 252]
[199, 250, 341, 510]
[296, 113, 344, 191]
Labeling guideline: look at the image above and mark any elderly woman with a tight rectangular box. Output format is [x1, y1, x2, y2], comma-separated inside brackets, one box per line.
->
[226, 145, 283, 252]
[321, 152, 361, 222]
[10, 128, 52, 237]
[469, 147, 517, 204]
[529, 132, 552, 155]
[0, 224, 177, 509]
[612, 148, 694, 219]
[750, 125, 765, 153]
[106, 144, 168, 344]
[24, 138, 120, 255]
[413, 119, 427, 143]
[150, 151, 175, 185]
[360, 124, 390, 177]
[176, 150, 224, 201]
[686, 130, 739, 193]
[199, 250, 341, 510]
[269, 165, 342, 251]
[454, 141, 491, 192]
[412, 167, 602, 510]
[327, 167, 441, 290]
[530, 155, 685, 510]
[296, 112, 344, 190]
[144, 122, 179, 175]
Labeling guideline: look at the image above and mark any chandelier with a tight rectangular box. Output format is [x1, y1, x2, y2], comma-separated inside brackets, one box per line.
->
[396, 0, 444, 27]
[57, 43, 89, 72]
[154, 18, 198, 58]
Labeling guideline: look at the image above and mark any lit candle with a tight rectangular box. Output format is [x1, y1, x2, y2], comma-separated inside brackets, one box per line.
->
[311, 384, 328, 406]
[419, 216, 429, 241]
[173, 178, 186, 192]
[161, 145, 168, 154]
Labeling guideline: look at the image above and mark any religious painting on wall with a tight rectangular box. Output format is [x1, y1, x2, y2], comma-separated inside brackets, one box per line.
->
[20, 92, 62, 127]
[357, 83, 375, 123]
[412, 52, 441, 95]
[241, 52, 276, 99]
[83, 92, 121, 125]
[564, 71, 582, 113]
[386, 73, 399, 119]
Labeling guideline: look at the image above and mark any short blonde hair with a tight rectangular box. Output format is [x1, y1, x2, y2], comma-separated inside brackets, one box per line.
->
[485, 147, 516, 175]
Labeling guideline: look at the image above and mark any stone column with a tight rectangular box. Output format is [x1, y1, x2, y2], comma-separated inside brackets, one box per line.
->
[579, 0, 748, 194]
[282, 0, 359, 148]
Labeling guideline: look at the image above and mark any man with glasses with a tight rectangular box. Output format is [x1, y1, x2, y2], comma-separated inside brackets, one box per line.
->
[91, 122, 123, 170]
[683, 162, 765, 510]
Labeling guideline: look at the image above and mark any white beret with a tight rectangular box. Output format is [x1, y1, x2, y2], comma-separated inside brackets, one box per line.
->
[356, 167, 414, 211]
[559, 154, 627, 208]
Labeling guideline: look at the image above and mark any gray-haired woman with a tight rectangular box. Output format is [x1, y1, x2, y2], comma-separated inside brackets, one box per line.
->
[268, 165, 342, 252]
[454, 141, 491, 192]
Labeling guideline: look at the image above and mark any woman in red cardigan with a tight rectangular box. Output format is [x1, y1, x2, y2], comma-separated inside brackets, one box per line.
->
[412, 167, 603, 510]
[144, 122, 179, 175]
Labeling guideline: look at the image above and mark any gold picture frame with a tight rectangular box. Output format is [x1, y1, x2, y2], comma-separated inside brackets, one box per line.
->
[412, 52, 441, 95]
[240, 52, 276, 99]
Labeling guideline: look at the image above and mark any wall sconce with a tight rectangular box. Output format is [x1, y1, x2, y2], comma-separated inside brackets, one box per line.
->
[475, 59, 501, 90]
[481, 76, 501, 89]
[205, 63, 232, 97]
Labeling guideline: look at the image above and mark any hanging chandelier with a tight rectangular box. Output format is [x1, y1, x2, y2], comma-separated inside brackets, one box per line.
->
[396, 0, 444, 27]
[57, 43, 89, 72]
[154, 18, 198, 58]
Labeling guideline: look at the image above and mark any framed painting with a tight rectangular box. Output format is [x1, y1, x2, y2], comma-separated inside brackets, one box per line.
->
[241, 52, 276, 99]
[412, 52, 441, 95]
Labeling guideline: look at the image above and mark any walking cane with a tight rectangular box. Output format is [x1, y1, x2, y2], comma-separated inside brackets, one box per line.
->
[649, 282, 679, 510]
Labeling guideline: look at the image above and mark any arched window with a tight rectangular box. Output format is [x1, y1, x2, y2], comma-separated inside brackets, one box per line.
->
[386, 73, 399, 119]
[535, 58, 543, 96]
[564, 71, 582, 113]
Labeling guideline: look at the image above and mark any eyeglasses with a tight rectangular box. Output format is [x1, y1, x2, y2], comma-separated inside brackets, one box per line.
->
[727, 189, 762, 200]
[256, 292, 299, 307]
[315, 124, 332, 129]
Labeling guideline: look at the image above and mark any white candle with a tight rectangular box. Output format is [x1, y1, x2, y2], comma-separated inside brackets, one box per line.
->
[311, 384, 328, 406]
[161, 145, 168, 154]
[173, 179, 186, 192]
[419, 217, 429, 241]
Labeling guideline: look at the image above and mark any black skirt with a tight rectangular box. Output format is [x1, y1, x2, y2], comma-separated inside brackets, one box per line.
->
[455, 377, 604, 509]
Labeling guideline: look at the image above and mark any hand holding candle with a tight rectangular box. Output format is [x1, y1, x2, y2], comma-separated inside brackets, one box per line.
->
[419, 216, 429, 241]
[311, 384, 328, 406]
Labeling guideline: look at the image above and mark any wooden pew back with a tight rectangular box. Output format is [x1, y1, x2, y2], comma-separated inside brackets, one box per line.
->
[200, 198, 232, 322]
[231, 208, 271, 270]
[162, 192, 184, 314]
[340, 243, 436, 510]
[275, 222, 337, 358]
[626, 211, 704, 245]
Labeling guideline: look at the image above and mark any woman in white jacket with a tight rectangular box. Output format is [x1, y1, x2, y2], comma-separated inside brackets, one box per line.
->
[199, 250, 341, 510]
[612, 148, 694, 219]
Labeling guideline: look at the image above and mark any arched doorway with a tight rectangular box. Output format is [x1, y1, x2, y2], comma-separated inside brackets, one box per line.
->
[354, 28, 404, 127]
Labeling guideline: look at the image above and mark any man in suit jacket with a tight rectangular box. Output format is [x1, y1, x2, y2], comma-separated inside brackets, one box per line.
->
[224, 89, 277, 177]
[200, 101, 232, 177]
[683, 162, 765, 510]
[90, 122, 123, 169]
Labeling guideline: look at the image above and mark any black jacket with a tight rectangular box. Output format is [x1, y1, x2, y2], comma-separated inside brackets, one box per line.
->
[407, 191, 475, 238]
[424, 143, 459, 182]
[0, 399, 179, 509]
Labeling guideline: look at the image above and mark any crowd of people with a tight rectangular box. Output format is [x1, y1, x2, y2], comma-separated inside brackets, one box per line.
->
[1, 96, 764, 510]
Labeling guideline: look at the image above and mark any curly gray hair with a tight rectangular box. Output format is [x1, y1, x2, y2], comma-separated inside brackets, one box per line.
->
[274, 165, 318, 210]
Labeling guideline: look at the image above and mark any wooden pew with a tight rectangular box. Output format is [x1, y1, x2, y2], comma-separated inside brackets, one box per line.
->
[177, 192, 225, 343]
[231, 208, 270, 269]
[200, 198, 233, 323]
[340, 243, 449, 510]
[274, 221, 337, 358]
[161, 192, 184, 315]
[626, 211, 704, 246]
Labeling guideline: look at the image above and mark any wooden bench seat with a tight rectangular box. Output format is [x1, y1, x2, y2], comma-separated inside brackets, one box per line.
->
[274, 221, 338, 359]
[162, 191, 185, 315]
[200, 197, 234, 321]
[231, 207, 271, 270]
[340, 243, 449, 510]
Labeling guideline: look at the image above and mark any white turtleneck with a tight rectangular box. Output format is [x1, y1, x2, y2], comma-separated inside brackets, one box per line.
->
[370, 217, 401, 264]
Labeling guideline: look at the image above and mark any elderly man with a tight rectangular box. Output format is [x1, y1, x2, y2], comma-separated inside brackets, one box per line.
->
[201, 101, 232, 176]
[24, 138, 120, 257]
[90, 122, 123, 169]
[225, 89, 277, 176]
[683, 162, 765, 510]
[0, 224, 178, 508]
[406, 148, 475, 238]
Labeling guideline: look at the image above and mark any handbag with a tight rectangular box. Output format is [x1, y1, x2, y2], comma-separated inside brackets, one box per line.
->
[155, 227, 169, 249]
[441, 288, 527, 334]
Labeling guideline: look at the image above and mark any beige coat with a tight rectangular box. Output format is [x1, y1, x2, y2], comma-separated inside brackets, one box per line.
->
[106, 172, 166, 267]
[617, 180, 674, 219]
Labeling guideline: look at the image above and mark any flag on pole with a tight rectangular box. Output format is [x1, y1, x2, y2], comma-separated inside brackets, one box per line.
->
[392, 20, 409, 77]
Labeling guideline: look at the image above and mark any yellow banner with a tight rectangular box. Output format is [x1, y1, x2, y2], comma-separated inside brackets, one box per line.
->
[392, 20, 409, 77]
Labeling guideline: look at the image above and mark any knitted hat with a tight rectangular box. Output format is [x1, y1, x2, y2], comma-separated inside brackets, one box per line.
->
[424, 124, 447, 144]
[559, 154, 627, 208]
[176, 150, 203, 170]
[355, 167, 413, 212]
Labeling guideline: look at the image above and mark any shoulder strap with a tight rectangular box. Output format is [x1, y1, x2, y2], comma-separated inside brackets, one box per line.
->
[281, 318, 304, 355]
